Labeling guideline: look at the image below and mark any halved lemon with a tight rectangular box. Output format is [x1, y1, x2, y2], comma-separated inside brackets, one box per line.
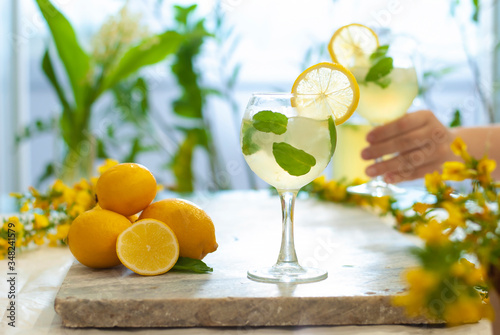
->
[116, 219, 179, 276]
[328, 23, 379, 68]
[291, 62, 360, 125]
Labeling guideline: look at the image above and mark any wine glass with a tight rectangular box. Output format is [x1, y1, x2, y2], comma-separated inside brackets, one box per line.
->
[240, 93, 336, 283]
[346, 49, 418, 197]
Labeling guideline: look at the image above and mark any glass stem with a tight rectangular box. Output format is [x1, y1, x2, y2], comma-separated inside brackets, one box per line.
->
[276, 190, 299, 266]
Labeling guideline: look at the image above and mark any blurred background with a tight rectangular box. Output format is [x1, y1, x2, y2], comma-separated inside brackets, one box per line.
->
[1, 0, 498, 211]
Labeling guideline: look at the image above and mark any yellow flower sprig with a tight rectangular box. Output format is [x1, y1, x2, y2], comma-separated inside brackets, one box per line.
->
[0, 159, 119, 258]
[308, 137, 499, 325]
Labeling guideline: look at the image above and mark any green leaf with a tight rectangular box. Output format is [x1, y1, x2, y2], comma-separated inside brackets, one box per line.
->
[36, 0, 90, 108]
[328, 116, 337, 153]
[41, 48, 71, 111]
[365, 57, 393, 84]
[100, 31, 183, 96]
[369, 45, 389, 63]
[241, 120, 259, 155]
[172, 257, 213, 273]
[472, 0, 479, 22]
[253, 110, 288, 135]
[449, 109, 462, 128]
[174, 4, 198, 27]
[171, 129, 199, 192]
[37, 163, 56, 186]
[272, 142, 316, 176]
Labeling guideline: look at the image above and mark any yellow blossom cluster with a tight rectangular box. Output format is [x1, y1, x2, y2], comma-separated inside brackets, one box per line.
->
[309, 137, 499, 326]
[0, 159, 119, 258]
[308, 176, 393, 214]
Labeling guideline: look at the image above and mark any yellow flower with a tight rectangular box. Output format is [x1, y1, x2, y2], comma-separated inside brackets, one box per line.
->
[443, 296, 483, 325]
[393, 267, 440, 317]
[56, 223, 71, 240]
[371, 196, 391, 213]
[33, 198, 49, 210]
[69, 204, 85, 218]
[442, 161, 474, 181]
[424, 171, 444, 194]
[46, 234, 59, 247]
[3, 217, 24, 232]
[33, 213, 49, 229]
[29, 186, 40, 197]
[75, 190, 94, 209]
[450, 137, 471, 162]
[324, 180, 347, 202]
[90, 176, 99, 188]
[413, 202, 433, 215]
[20, 202, 30, 213]
[313, 176, 326, 191]
[33, 232, 45, 246]
[62, 187, 76, 206]
[74, 178, 92, 191]
[416, 220, 449, 245]
[477, 156, 496, 186]
[442, 201, 465, 227]
[9, 192, 23, 199]
[98, 158, 119, 175]
[0, 238, 8, 249]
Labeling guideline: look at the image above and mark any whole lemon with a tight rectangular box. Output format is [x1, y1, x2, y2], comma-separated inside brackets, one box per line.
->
[96, 163, 157, 217]
[68, 208, 132, 268]
[139, 199, 218, 260]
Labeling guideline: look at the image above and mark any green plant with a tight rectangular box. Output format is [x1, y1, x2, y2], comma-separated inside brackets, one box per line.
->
[24, 0, 183, 183]
[165, 4, 224, 192]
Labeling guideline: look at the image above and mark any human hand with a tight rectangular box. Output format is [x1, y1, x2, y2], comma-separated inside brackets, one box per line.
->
[361, 110, 456, 183]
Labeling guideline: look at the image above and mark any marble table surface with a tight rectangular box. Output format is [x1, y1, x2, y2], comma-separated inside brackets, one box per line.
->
[0, 190, 492, 334]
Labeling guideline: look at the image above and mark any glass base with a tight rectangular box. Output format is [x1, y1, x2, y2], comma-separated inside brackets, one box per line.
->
[347, 179, 406, 197]
[247, 263, 327, 283]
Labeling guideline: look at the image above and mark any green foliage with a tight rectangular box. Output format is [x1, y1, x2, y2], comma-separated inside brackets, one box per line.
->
[167, 4, 223, 192]
[36, 0, 90, 108]
[25, 0, 182, 183]
[449, 109, 463, 128]
[172, 256, 213, 273]
[99, 31, 183, 97]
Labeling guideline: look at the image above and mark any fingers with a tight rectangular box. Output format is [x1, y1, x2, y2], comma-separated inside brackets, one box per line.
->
[365, 141, 454, 182]
[362, 125, 430, 160]
[366, 110, 434, 144]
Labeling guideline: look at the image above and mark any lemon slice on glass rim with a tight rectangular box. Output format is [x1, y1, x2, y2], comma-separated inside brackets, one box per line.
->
[291, 62, 360, 125]
[328, 23, 379, 68]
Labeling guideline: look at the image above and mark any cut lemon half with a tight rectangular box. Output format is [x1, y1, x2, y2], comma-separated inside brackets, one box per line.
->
[328, 23, 379, 68]
[291, 62, 360, 125]
[116, 219, 179, 276]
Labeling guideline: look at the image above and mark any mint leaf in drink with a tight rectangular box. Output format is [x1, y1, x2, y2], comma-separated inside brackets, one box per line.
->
[273, 142, 316, 176]
[328, 116, 337, 153]
[365, 57, 393, 83]
[241, 120, 259, 155]
[369, 45, 389, 63]
[253, 110, 288, 135]
[172, 257, 213, 273]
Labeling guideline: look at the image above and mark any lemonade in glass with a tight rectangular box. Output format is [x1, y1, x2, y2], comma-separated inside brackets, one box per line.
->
[329, 24, 418, 196]
[241, 63, 359, 283]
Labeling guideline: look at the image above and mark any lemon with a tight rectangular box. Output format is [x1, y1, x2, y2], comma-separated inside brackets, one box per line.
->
[291, 62, 360, 125]
[95, 163, 157, 217]
[328, 23, 379, 68]
[67, 208, 132, 268]
[116, 219, 179, 276]
[139, 199, 218, 260]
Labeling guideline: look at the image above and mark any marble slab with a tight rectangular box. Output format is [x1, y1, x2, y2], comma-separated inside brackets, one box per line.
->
[54, 191, 435, 328]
